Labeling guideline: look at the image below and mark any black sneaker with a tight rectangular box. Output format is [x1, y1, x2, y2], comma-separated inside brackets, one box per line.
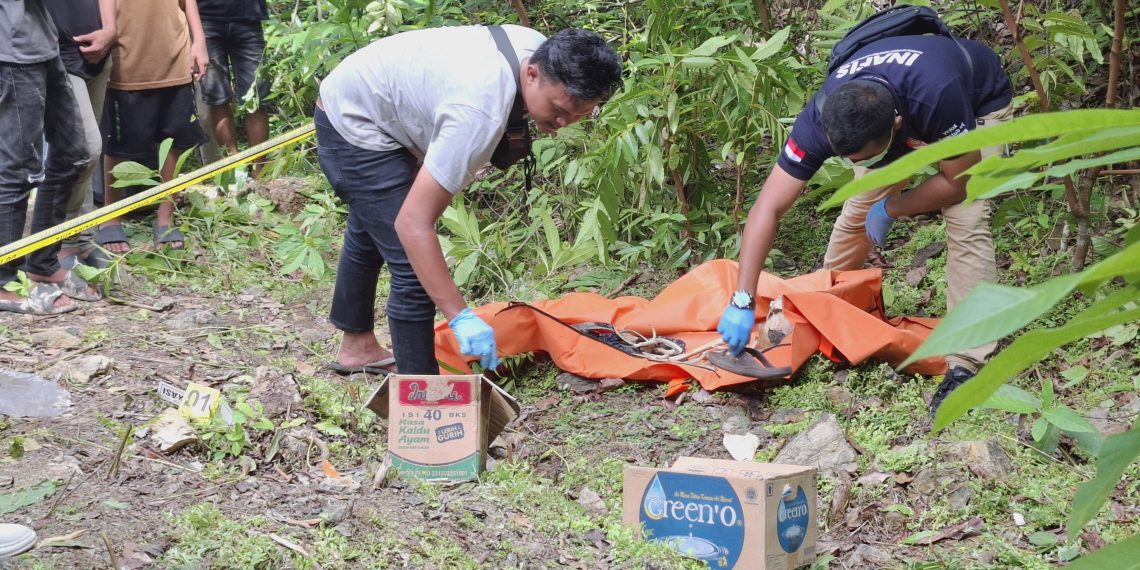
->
[930, 366, 975, 417]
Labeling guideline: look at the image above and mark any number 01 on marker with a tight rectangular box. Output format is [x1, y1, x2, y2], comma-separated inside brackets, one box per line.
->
[179, 383, 222, 420]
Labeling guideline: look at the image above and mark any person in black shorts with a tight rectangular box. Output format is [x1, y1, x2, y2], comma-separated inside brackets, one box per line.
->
[96, 0, 208, 253]
[197, 0, 271, 178]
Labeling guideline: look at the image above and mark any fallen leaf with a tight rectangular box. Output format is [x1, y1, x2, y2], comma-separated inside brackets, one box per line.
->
[903, 516, 983, 545]
[894, 472, 914, 485]
[36, 529, 91, 550]
[0, 480, 57, 515]
[857, 472, 892, 486]
[597, 378, 625, 392]
[269, 533, 309, 557]
[320, 459, 342, 480]
[533, 395, 560, 412]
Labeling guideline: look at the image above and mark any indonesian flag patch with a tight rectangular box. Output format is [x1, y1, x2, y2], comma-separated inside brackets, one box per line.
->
[784, 137, 805, 162]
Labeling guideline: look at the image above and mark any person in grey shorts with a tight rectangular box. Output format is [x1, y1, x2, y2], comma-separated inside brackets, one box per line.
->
[197, 0, 270, 178]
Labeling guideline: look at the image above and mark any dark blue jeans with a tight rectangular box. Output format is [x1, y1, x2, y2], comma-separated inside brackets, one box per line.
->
[200, 19, 270, 108]
[0, 58, 87, 284]
[315, 106, 438, 374]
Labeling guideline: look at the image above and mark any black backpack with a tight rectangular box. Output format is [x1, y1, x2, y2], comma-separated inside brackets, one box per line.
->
[815, 5, 972, 112]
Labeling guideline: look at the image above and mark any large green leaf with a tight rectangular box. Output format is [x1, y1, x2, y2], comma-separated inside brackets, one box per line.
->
[688, 35, 735, 57]
[821, 109, 1140, 208]
[1064, 532, 1140, 570]
[903, 242, 1140, 366]
[0, 480, 57, 515]
[972, 126, 1140, 177]
[1043, 406, 1098, 434]
[980, 384, 1040, 414]
[902, 276, 1080, 365]
[970, 146, 1140, 200]
[1067, 424, 1140, 543]
[751, 27, 790, 61]
[932, 305, 1140, 431]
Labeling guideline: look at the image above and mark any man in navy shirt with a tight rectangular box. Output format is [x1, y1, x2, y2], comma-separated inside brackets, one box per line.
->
[718, 35, 1012, 413]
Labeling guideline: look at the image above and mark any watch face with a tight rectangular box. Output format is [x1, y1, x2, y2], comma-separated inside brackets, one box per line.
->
[732, 291, 753, 308]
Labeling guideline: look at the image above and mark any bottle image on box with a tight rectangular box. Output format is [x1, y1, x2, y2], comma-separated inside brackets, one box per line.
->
[639, 472, 744, 568]
[776, 484, 810, 553]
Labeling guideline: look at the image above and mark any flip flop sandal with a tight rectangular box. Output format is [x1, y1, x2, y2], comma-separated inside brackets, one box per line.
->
[0, 283, 78, 315]
[95, 224, 130, 250]
[707, 344, 793, 383]
[52, 269, 102, 302]
[153, 223, 186, 250]
[326, 357, 397, 375]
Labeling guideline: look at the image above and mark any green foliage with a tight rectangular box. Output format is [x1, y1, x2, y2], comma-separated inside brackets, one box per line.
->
[982, 382, 1101, 455]
[2, 271, 34, 297]
[830, 104, 1138, 548]
[161, 504, 282, 569]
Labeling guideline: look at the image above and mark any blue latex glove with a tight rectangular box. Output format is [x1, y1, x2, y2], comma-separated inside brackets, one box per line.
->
[449, 308, 500, 370]
[865, 198, 896, 248]
[717, 304, 756, 357]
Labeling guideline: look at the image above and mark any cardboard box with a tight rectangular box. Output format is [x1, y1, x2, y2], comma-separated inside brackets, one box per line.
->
[623, 457, 817, 570]
[365, 374, 519, 481]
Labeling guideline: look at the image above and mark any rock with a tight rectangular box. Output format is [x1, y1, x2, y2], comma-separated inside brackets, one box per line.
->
[910, 468, 957, 497]
[905, 267, 929, 287]
[30, 328, 82, 349]
[45, 454, 85, 481]
[0, 370, 71, 417]
[166, 309, 220, 331]
[849, 544, 892, 566]
[151, 409, 199, 453]
[948, 484, 974, 510]
[770, 408, 806, 424]
[44, 355, 113, 384]
[556, 373, 596, 394]
[0, 475, 12, 488]
[774, 414, 858, 473]
[723, 433, 761, 461]
[1088, 407, 1131, 437]
[320, 501, 351, 526]
[720, 411, 752, 436]
[297, 328, 332, 345]
[248, 366, 302, 417]
[826, 386, 855, 407]
[577, 487, 608, 518]
[947, 441, 1013, 479]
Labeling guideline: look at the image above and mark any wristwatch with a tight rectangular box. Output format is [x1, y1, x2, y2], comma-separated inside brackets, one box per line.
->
[730, 290, 755, 310]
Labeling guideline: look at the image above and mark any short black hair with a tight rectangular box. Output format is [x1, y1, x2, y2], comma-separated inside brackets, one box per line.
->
[821, 80, 895, 155]
[531, 28, 623, 103]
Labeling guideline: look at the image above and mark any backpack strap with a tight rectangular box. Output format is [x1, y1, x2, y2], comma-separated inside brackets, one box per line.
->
[487, 25, 535, 189]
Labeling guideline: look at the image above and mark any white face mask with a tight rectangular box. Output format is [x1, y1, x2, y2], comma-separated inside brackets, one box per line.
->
[840, 127, 895, 169]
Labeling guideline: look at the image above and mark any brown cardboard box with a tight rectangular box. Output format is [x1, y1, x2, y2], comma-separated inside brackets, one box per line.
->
[623, 457, 817, 570]
[365, 374, 519, 481]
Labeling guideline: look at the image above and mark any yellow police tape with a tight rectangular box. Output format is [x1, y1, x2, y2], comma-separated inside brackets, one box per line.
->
[0, 123, 316, 266]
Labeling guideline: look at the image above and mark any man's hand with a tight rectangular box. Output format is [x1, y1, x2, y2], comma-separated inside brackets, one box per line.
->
[449, 308, 500, 370]
[717, 304, 756, 356]
[74, 28, 116, 64]
[865, 198, 896, 248]
[190, 42, 209, 81]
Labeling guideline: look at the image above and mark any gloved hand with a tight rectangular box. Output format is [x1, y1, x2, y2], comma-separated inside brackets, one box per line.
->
[449, 308, 500, 370]
[717, 304, 756, 357]
[865, 198, 896, 248]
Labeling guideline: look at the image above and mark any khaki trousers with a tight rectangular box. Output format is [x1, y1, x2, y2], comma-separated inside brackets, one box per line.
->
[822, 104, 1013, 371]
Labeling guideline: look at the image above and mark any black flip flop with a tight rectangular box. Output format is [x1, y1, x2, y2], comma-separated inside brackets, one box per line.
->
[707, 344, 792, 381]
[326, 357, 397, 375]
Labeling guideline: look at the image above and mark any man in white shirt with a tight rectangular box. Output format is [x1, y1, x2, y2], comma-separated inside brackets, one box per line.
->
[317, 25, 622, 376]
